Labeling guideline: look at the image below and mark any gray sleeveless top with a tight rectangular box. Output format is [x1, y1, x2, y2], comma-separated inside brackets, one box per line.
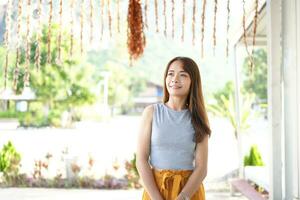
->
[149, 103, 196, 170]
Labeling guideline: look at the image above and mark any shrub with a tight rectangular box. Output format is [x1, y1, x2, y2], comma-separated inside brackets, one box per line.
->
[0, 141, 21, 181]
[244, 145, 264, 166]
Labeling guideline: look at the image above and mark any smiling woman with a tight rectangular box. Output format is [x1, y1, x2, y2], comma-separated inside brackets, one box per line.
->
[136, 57, 211, 200]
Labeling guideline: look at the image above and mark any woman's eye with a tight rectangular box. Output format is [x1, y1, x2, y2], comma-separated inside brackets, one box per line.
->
[167, 73, 173, 76]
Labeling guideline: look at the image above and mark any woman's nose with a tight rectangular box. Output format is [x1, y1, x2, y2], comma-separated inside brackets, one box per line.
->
[171, 74, 180, 82]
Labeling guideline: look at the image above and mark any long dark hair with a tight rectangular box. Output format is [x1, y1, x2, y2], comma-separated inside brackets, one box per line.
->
[163, 57, 211, 143]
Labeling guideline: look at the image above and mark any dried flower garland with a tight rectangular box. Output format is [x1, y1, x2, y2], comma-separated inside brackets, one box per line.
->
[201, 0, 206, 58]
[226, 0, 230, 58]
[35, 0, 42, 71]
[127, 0, 146, 62]
[144, 0, 148, 29]
[181, 0, 186, 42]
[100, 0, 104, 41]
[242, 0, 254, 71]
[163, 0, 167, 37]
[213, 0, 218, 55]
[250, 0, 259, 71]
[192, 0, 196, 45]
[47, 0, 53, 63]
[107, 0, 112, 37]
[154, 0, 159, 33]
[117, 0, 120, 33]
[90, 0, 94, 43]
[24, 0, 31, 87]
[3, 0, 12, 88]
[57, 0, 63, 63]
[80, 0, 84, 55]
[171, 0, 175, 39]
[69, 0, 75, 57]
[13, 0, 23, 92]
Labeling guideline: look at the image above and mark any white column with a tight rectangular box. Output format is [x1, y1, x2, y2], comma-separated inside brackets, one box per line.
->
[267, 0, 283, 199]
[233, 45, 243, 179]
[297, 0, 300, 198]
[282, 0, 300, 199]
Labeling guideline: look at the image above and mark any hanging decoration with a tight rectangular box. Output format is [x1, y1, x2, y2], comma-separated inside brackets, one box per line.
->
[69, 0, 75, 57]
[35, 0, 42, 71]
[100, 0, 104, 41]
[192, 0, 196, 45]
[181, 0, 186, 42]
[107, 0, 112, 37]
[201, 0, 206, 58]
[127, 0, 146, 62]
[226, 0, 230, 58]
[24, 0, 31, 87]
[163, 0, 167, 37]
[171, 0, 175, 39]
[117, 0, 120, 33]
[80, 0, 84, 55]
[154, 0, 159, 33]
[57, 0, 63, 63]
[1, 0, 261, 70]
[144, 0, 148, 29]
[250, 0, 259, 71]
[13, 0, 23, 92]
[90, 0, 94, 43]
[47, 0, 53, 63]
[242, 0, 254, 71]
[3, 0, 12, 89]
[213, 0, 218, 55]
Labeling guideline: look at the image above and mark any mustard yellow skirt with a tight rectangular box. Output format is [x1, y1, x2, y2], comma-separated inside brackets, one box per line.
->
[142, 169, 205, 200]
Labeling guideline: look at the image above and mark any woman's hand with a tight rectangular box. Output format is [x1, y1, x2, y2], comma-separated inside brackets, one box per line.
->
[175, 192, 190, 200]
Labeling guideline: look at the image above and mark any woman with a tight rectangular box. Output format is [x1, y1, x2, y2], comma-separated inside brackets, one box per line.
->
[136, 57, 211, 200]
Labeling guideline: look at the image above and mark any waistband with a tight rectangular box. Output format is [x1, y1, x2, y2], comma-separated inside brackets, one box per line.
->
[152, 168, 193, 199]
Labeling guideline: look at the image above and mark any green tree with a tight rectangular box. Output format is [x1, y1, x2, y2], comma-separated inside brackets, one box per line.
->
[243, 49, 267, 102]
[208, 81, 254, 138]
[7, 24, 96, 127]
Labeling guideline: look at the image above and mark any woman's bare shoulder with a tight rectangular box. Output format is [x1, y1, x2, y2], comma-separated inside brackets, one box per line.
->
[142, 104, 155, 120]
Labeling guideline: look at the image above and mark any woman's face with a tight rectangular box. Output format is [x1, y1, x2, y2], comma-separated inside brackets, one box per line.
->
[165, 60, 191, 98]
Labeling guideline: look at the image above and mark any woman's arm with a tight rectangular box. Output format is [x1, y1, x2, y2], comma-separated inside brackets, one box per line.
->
[176, 134, 209, 200]
[136, 105, 164, 200]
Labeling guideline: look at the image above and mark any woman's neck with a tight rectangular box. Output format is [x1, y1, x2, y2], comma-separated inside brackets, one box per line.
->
[165, 98, 187, 111]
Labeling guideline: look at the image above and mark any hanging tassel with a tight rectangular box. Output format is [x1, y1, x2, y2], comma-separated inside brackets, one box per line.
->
[250, 0, 259, 72]
[242, 0, 254, 71]
[181, 0, 186, 42]
[107, 0, 112, 37]
[163, 0, 167, 37]
[13, 0, 23, 92]
[192, 0, 196, 46]
[226, 0, 230, 58]
[127, 0, 146, 62]
[213, 0, 218, 56]
[171, 0, 175, 39]
[201, 0, 206, 58]
[47, 0, 53, 63]
[57, 0, 63, 63]
[90, 0, 94, 43]
[80, 0, 84, 55]
[144, 0, 148, 29]
[69, 0, 75, 58]
[154, 0, 159, 33]
[24, 0, 31, 87]
[117, 0, 120, 33]
[100, 0, 104, 41]
[35, 0, 42, 71]
[3, 0, 12, 89]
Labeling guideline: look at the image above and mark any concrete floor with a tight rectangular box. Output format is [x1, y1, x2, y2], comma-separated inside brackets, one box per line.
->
[0, 188, 247, 200]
